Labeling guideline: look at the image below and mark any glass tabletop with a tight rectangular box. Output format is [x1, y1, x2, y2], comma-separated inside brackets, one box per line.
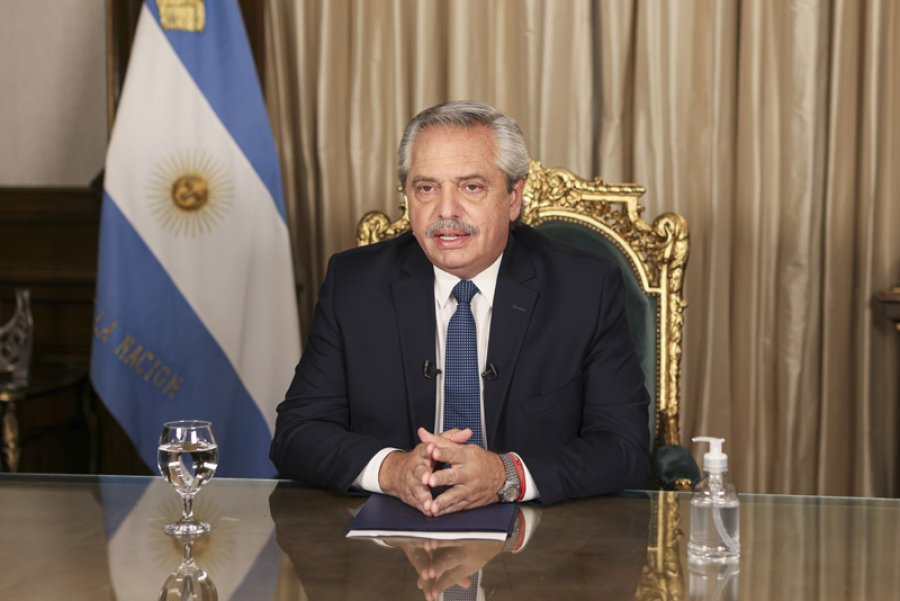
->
[0, 473, 897, 600]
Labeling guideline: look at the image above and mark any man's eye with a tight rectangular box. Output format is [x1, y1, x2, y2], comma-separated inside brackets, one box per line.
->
[462, 183, 484, 193]
[417, 184, 436, 193]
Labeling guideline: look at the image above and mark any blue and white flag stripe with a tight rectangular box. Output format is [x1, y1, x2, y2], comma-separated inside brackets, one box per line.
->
[145, 1, 286, 220]
[91, 0, 300, 477]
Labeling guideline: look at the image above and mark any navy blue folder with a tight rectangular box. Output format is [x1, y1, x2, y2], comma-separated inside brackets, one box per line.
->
[346, 493, 517, 540]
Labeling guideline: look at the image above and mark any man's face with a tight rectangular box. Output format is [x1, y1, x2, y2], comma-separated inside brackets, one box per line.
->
[405, 125, 524, 280]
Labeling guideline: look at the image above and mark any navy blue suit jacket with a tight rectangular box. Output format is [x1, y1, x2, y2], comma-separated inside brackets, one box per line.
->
[270, 226, 651, 504]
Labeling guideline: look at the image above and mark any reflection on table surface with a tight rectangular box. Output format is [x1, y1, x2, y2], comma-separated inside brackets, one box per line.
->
[0, 474, 898, 600]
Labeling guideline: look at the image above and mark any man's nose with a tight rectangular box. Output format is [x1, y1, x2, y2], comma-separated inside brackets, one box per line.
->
[436, 186, 464, 218]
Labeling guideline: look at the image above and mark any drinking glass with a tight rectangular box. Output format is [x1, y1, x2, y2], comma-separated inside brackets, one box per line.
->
[158, 420, 218, 536]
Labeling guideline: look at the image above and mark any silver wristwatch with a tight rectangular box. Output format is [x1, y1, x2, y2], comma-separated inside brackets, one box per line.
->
[497, 453, 521, 502]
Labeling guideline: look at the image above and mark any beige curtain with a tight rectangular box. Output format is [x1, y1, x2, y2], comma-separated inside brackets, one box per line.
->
[264, 0, 899, 498]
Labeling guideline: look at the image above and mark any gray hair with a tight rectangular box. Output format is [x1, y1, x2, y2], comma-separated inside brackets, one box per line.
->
[397, 100, 530, 193]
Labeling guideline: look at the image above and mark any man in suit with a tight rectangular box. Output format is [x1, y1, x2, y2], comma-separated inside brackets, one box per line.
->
[270, 100, 651, 516]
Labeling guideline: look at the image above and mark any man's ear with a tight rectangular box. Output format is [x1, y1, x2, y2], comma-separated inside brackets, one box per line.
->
[508, 177, 526, 221]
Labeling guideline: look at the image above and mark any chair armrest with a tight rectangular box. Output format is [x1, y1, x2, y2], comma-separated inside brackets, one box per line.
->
[654, 444, 700, 491]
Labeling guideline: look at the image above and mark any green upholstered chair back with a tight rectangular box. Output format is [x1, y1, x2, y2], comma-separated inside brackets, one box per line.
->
[533, 220, 658, 438]
[358, 159, 693, 487]
[520, 160, 690, 458]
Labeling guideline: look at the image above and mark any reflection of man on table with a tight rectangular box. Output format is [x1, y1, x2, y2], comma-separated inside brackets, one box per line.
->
[268, 486, 650, 601]
[270, 100, 651, 516]
[387, 505, 541, 601]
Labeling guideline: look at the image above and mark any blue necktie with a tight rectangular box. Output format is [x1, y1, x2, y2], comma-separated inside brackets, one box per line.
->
[444, 280, 482, 447]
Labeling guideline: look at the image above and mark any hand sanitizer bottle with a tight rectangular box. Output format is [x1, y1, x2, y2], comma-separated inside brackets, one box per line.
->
[688, 437, 740, 563]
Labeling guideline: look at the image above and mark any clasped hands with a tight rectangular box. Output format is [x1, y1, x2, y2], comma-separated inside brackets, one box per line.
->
[379, 427, 505, 516]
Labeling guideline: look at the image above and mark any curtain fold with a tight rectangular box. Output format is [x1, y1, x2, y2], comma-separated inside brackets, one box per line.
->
[264, 0, 899, 498]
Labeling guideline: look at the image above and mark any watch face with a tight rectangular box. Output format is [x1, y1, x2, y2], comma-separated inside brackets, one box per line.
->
[501, 486, 519, 503]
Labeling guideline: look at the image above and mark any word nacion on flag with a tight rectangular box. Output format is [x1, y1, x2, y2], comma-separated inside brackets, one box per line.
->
[91, 0, 300, 478]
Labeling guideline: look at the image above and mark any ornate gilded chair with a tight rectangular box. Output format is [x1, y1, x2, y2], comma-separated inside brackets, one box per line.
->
[358, 159, 699, 490]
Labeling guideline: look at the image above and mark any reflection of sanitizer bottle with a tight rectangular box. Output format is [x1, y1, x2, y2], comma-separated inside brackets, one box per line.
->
[688, 557, 739, 601]
[688, 437, 740, 563]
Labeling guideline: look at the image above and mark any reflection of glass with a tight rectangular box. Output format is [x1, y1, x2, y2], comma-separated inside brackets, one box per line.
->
[159, 534, 218, 601]
[158, 420, 218, 536]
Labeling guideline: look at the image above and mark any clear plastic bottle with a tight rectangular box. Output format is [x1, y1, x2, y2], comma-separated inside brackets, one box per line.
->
[688, 437, 740, 563]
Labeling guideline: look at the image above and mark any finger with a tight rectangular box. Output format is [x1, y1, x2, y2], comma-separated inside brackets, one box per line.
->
[432, 565, 477, 594]
[429, 487, 470, 516]
[431, 428, 472, 443]
[415, 573, 439, 601]
[423, 538, 441, 552]
[405, 477, 435, 514]
[420, 428, 470, 448]
[436, 428, 464, 438]
[443, 428, 473, 444]
[413, 440, 437, 465]
[418, 488, 439, 514]
[414, 442, 432, 459]
[427, 464, 462, 488]
[431, 444, 468, 465]
[422, 582, 440, 601]
[422, 496, 435, 516]
[417, 426, 436, 443]
[414, 461, 435, 484]
[426, 547, 461, 579]
[421, 434, 451, 451]
[404, 546, 433, 575]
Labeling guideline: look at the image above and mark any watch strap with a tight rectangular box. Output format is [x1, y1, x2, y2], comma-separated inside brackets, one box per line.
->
[507, 453, 526, 502]
[498, 453, 521, 502]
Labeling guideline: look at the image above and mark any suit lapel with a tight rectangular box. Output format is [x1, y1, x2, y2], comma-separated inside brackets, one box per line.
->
[484, 232, 538, 445]
[392, 242, 438, 435]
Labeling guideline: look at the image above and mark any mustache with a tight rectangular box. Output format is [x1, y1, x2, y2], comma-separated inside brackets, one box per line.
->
[425, 219, 477, 237]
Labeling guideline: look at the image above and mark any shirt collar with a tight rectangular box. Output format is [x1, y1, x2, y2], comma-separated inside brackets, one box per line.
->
[434, 253, 503, 309]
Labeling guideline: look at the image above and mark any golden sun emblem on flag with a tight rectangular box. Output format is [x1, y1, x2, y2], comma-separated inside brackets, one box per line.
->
[149, 151, 233, 237]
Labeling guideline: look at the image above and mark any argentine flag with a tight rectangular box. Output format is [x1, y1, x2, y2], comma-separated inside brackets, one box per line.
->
[91, 0, 300, 477]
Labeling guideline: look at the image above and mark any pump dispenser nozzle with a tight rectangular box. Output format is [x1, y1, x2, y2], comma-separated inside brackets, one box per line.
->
[693, 436, 728, 473]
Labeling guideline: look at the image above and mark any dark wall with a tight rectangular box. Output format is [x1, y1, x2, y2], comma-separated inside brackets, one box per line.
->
[0, 188, 101, 473]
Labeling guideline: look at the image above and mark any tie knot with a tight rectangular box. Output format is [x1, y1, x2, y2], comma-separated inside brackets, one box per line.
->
[452, 280, 477, 305]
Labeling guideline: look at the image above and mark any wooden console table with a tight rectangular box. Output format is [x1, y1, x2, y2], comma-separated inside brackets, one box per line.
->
[0, 365, 92, 472]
